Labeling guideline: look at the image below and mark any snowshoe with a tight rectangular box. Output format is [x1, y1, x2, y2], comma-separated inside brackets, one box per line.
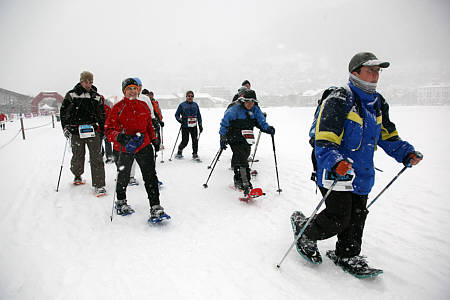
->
[128, 177, 139, 186]
[95, 186, 107, 197]
[73, 175, 85, 185]
[290, 211, 322, 264]
[175, 151, 183, 159]
[239, 187, 265, 202]
[192, 154, 202, 163]
[115, 200, 135, 216]
[148, 205, 171, 224]
[326, 250, 383, 278]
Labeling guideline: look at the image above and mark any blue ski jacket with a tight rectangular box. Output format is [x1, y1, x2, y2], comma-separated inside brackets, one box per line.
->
[315, 81, 415, 195]
[219, 102, 270, 144]
[174, 101, 202, 128]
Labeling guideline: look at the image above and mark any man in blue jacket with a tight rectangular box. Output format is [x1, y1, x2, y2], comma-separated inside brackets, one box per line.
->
[219, 90, 274, 195]
[291, 52, 423, 274]
[174, 91, 203, 160]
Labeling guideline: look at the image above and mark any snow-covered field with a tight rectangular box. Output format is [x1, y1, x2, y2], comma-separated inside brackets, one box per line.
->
[0, 106, 449, 300]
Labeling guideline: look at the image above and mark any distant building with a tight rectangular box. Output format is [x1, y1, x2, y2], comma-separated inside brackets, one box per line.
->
[417, 85, 450, 105]
[200, 85, 232, 101]
[0, 88, 33, 115]
[156, 94, 181, 109]
[174, 92, 226, 108]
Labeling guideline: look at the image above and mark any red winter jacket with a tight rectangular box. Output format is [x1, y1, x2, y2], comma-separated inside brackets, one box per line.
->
[0, 113, 7, 122]
[105, 98, 156, 153]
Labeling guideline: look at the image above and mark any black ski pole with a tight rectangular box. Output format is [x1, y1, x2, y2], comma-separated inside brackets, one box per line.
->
[56, 137, 69, 192]
[203, 148, 224, 188]
[110, 151, 123, 222]
[169, 126, 182, 161]
[250, 130, 262, 169]
[271, 134, 282, 193]
[207, 147, 221, 169]
[367, 166, 407, 209]
[160, 126, 164, 163]
[276, 178, 338, 269]
[368, 152, 423, 208]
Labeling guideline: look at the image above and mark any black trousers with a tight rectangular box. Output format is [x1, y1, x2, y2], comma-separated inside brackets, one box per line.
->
[230, 142, 251, 168]
[113, 145, 160, 207]
[304, 187, 369, 258]
[230, 142, 252, 185]
[178, 127, 198, 154]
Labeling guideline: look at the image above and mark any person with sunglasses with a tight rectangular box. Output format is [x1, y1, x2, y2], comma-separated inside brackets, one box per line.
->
[219, 89, 275, 196]
[174, 91, 203, 161]
[290, 52, 423, 276]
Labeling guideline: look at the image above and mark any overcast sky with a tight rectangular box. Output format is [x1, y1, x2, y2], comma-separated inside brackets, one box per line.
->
[1, 0, 449, 97]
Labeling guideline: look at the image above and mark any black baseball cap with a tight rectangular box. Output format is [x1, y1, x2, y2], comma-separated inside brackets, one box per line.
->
[348, 52, 390, 73]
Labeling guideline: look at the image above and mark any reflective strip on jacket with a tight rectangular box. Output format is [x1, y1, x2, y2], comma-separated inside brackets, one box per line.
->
[315, 82, 414, 195]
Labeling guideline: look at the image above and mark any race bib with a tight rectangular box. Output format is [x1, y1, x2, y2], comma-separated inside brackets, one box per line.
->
[187, 117, 197, 127]
[241, 129, 255, 144]
[322, 169, 355, 192]
[78, 124, 95, 139]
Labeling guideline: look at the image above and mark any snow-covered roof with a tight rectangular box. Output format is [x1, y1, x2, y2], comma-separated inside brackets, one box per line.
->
[302, 89, 323, 97]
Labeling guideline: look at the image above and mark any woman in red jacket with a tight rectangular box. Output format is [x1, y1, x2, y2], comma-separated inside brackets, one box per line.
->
[105, 78, 166, 221]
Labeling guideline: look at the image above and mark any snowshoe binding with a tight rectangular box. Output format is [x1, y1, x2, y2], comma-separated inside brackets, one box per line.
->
[148, 205, 171, 224]
[326, 250, 383, 278]
[290, 211, 322, 264]
[95, 186, 107, 197]
[115, 200, 135, 216]
[128, 177, 139, 186]
[73, 175, 85, 185]
[192, 154, 202, 163]
[175, 151, 183, 159]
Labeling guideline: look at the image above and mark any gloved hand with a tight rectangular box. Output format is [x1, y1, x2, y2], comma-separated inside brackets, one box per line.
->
[116, 133, 132, 146]
[403, 151, 423, 167]
[199, 124, 203, 133]
[220, 135, 227, 150]
[177, 118, 183, 124]
[333, 158, 353, 176]
[63, 126, 71, 139]
[152, 138, 160, 152]
[159, 121, 164, 127]
[265, 126, 275, 135]
[125, 134, 144, 153]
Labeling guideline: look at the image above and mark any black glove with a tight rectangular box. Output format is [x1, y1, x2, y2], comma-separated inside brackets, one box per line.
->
[199, 124, 203, 133]
[152, 138, 160, 152]
[220, 135, 227, 150]
[116, 133, 132, 146]
[63, 126, 71, 139]
[265, 126, 275, 135]
[160, 121, 165, 127]
[403, 151, 423, 167]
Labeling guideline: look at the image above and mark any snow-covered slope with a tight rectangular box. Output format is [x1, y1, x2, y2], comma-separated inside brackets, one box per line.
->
[0, 106, 449, 300]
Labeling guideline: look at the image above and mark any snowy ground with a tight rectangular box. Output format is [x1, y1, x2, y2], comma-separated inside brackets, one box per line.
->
[0, 106, 449, 300]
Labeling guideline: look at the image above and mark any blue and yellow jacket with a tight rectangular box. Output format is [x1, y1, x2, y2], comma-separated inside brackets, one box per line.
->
[315, 82, 415, 195]
[219, 103, 270, 144]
